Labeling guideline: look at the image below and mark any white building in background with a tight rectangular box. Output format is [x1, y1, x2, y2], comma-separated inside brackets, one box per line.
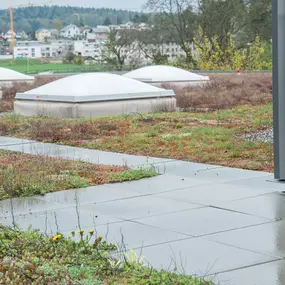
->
[50, 29, 60, 39]
[14, 41, 42, 58]
[81, 26, 110, 42]
[109, 22, 151, 31]
[107, 41, 187, 67]
[35, 29, 52, 42]
[4, 30, 21, 41]
[148, 42, 187, 62]
[18, 31, 29, 40]
[74, 40, 105, 62]
[14, 40, 74, 58]
[49, 39, 74, 57]
[60, 24, 81, 39]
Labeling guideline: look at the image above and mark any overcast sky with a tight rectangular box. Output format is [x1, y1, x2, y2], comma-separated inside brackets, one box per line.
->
[1, 0, 146, 11]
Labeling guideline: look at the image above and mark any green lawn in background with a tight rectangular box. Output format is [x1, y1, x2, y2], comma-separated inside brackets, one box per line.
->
[0, 58, 120, 74]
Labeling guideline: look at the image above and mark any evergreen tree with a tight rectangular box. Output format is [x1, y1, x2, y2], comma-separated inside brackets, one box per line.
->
[103, 17, 112, 26]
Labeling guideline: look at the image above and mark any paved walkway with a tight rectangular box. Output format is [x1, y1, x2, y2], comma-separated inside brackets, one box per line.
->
[1, 136, 285, 285]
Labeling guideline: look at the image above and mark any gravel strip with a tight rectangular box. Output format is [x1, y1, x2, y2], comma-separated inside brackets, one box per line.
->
[243, 128, 273, 143]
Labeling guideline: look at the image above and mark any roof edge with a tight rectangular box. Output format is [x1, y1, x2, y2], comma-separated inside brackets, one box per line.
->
[15, 90, 175, 103]
[129, 78, 210, 83]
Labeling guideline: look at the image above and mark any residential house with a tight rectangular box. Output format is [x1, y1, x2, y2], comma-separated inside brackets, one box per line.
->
[18, 31, 29, 40]
[50, 29, 60, 39]
[4, 30, 21, 42]
[82, 26, 109, 42]
[36, 29, 52, 42]
[91, 27, 109, 41]
[60, 24, 81, 39]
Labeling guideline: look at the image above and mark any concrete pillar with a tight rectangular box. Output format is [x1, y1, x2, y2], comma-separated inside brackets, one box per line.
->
[273, 0, 285, 179]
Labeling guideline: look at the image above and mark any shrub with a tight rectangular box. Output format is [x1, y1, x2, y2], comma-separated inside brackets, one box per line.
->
[0, 101, 13, 113]
[174, 73, 272, 111]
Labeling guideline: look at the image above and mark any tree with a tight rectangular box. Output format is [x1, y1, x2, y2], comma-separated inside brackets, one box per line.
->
[197, 0, 247, 51]
[102, 29, 136, 70]
[103, 17, 112, 26]
[132, 14, 149, 24]
[132, 14, 141, 23]
[30, 31, 36, 41]
[145, 0, 198, 67]
[0, 6, 145, 33]
[116, 16, 123, 25]
[243, 0, 272, 42]
[52, 20, 63, 31]
[74, 56, 84, 65]
[194, 28, 267, 71]
[15, 19, 32, 33]
[136, 28, 169, 64]
[79, 16, 85, 27]
[65, 52, 75, 63]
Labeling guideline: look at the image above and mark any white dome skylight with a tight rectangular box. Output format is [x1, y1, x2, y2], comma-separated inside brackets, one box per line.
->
[15, 73, 174, 102]
[124, 65, 210, 83]
[0, 67, 35, 81]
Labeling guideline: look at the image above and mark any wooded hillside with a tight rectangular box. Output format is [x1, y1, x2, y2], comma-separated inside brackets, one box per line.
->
[0, 6, 148, 33]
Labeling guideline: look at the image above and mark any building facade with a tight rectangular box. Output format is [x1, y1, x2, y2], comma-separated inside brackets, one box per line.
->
[14, 40, 74, 58]
[35, 29, 52, 42]
[60, 25, 81, 39]
[74, 40, 105, 62]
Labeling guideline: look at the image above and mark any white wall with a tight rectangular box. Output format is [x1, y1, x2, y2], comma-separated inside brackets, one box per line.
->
[74, 40, 105, 60]
[14, 46, 42, 58]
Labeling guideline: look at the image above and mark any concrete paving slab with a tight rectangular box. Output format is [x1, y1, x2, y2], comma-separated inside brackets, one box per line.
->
[206, 221, 285, 259]
[34, 185, 146, 206]
[225, 174, 285, 192]
[133, 238, 278, 277]
[210, 260, 285, 285]
[164, 166, 270, 182]
[134, 207, 272, 237]
[0, 136, 35, 146]
[83, 195, 203, 220]
[153, 160, 221, 175]
[0, 142, 77, 158]
[1, 206, 120, 234]
[108, 174, 209, 195]
[0, 136, 174, 167]
[0, 196, 67, 217]
[1, 136, 283, 284]
[213, 192, 285, 220]
[76, 221, 190, 249]
[156, 182, 275, 206]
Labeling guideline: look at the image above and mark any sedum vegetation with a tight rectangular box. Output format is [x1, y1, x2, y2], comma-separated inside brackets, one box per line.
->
[0, 74, 273, 172]
[0, 150, 157, 201]
[0, 103, 273, 172]
[0, 226, 211, 285]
